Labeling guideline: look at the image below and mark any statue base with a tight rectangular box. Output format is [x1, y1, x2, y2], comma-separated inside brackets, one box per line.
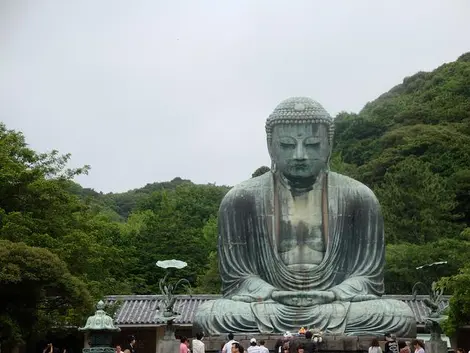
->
[156, 338, 179, 353]
[156, 322, 179, 353]
[199, 335, 416, 352]
[425, 340, 447, 353]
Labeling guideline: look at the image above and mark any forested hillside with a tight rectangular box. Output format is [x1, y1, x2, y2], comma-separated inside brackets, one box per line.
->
[332, 52, 470, 334]
[2, 52, 470, 346]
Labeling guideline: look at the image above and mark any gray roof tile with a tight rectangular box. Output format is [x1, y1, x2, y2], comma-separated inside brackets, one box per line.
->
[104, 294, 449, 326]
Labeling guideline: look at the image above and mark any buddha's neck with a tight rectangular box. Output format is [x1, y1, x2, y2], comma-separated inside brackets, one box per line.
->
[278, 171, 325, 196]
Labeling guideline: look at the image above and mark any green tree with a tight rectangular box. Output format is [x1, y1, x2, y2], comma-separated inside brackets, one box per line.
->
[0, 122, 129, 334]
[0, 240, 92, 349]
[439, 231, 470, 335]
[375, 158, 458, 244]
[385, 236, 470, 294]
[251, 166, 270, 178]
[195, 216, 221, 293]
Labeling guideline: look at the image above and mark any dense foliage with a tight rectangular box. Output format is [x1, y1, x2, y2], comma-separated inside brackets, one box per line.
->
[2, 52, 470, 345]
[332, 52, 470, 333]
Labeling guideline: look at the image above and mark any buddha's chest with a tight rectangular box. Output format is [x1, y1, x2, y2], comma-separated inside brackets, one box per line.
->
[275, 188, 326, 267]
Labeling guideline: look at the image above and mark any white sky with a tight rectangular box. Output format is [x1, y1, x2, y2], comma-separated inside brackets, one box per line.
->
[1, 0, 469, 192]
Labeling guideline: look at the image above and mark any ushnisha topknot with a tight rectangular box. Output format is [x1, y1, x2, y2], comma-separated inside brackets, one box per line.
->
[265, 97, 335, 146]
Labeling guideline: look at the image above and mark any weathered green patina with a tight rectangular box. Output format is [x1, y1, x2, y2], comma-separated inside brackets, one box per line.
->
[194, 97, 416, 336]
[79, 300, 120, 353]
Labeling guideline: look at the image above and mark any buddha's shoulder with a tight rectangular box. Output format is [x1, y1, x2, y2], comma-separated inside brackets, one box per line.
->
[222, 172, 272, 203]
[328, 171, 377, 200]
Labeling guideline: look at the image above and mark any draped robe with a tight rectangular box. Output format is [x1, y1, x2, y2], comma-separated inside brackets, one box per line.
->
[194, 171, 416, 336]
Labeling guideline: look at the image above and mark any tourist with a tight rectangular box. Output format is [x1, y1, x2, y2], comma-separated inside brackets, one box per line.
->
[115, 345, 124, 353]
[411, 340, 425, 353]
[274, 338, 284, 353]
[259, 340, 269, 353]
[123, 335, 136, 353]
[398, 341, 410, 353]
[283, 341, 290, 353]
[43, 343, 58, 353]
[192, 332, 205, 353]
[385, 334, 399, 353]
[232, 342, 244, 353]
[369, 339, 382, 353]
[290, 331, 315, 353]
[247, 338, 260, 353]
[296, 344, 305, 353]
[222, 333, 236, 353]
[180, 337, 189, 353]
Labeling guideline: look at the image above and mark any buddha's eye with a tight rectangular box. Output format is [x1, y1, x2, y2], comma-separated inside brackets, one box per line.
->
[305, 138, 321, 147]
[280, 142, 295, 148]
[279, 138, 296, 148]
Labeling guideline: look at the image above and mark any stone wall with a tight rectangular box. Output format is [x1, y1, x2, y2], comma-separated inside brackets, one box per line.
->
[201, 335, 414, 352]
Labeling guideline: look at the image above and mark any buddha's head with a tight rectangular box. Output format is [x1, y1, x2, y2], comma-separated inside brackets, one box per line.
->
[266, 97, 334, 185]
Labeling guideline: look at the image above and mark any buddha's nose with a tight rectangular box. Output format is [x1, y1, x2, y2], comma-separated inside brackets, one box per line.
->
[294, 144, 307, 161]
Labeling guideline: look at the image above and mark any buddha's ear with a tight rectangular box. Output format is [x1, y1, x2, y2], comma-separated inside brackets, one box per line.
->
[267, 139, 273, 159]
[266, 139, 277, 172]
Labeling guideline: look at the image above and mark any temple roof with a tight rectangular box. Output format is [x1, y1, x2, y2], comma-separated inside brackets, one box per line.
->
[104, 294, 450, 327]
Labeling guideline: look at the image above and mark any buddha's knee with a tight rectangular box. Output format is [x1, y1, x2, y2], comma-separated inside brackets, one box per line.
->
[349, 299, 410, 316]
[194, 299, 257, 334]
[380, 299, 415, 317]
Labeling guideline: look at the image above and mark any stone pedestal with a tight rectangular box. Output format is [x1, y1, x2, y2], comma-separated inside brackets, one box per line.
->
[156, 339, 179, 353]
[425, 340, 447, 353]
[156, 324, 179, 353]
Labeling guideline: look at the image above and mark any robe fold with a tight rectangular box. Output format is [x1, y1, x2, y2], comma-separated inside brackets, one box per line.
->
[194, 171, 416, 336]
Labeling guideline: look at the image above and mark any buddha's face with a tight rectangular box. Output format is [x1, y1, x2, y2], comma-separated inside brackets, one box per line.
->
[270, 123, 330, 182]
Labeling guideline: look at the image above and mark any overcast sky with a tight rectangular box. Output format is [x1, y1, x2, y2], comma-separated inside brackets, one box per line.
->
[1, 0, 469, 193]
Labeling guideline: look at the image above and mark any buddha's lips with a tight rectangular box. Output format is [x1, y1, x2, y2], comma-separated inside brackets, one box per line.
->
[287, 159, 323, 165]
[291, 164, 308, 170]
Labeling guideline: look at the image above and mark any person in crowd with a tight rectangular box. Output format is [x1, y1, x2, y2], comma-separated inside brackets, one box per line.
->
[123, 335, 137, 353]
[180, 337, 189, 353]
[385, 333, 399, 353]
[411, 339, 425, 353]
[290, 331, 315, 353]
[398, 341, 410, 353]
[274, 338, 284, 353]
[192, 332, 205, 353]
[369, 339, 382, 353]
[259, 340, 269, 353]
[247, 338, 260, 353]
[223, 333, 236, 353]
[43, 343, 59, 353]
[232, 342, 244, 353]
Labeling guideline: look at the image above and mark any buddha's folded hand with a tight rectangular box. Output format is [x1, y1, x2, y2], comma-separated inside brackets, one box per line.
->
[349, 294, 377, 302]
[230, 277, 276, 303]
[271, 290, 335, 307]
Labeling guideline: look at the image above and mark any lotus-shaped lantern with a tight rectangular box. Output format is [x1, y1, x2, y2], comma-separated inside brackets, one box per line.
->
[156, 259, 188, 270]
[155, 259, 191, 322]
